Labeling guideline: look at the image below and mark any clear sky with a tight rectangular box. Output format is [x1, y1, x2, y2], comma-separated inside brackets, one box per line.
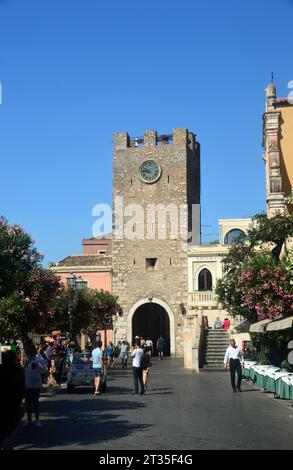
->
[0, 0, 292, 264]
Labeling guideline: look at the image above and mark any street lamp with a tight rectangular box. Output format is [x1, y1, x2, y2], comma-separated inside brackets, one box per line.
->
[66, 273, 76, 288]
[66, 273, 87, 341]
[75, 277, 87, 291]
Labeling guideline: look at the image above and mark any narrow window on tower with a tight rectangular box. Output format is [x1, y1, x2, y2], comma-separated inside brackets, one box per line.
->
[167, 175, 170, 183]
[146, 258, 157, 270]
[133, 258, 136, 265]
[130, 178, 133, 186]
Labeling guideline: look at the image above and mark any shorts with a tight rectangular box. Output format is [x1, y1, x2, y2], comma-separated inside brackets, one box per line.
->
[94, 369, 104, 378]
[25, 388, 40, 405]
[120, 352, 127, 360]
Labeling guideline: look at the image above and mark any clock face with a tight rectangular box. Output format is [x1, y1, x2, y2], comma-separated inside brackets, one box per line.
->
[139, 160, 161, 183]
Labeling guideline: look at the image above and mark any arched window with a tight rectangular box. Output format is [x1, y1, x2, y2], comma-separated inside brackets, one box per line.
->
[198, 268, 213, 291]
[224, 229, 245, 245]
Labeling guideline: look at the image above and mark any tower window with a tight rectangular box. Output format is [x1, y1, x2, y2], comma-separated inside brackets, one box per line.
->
[146, 258, 157, 270]
[198, 268, 213, 291]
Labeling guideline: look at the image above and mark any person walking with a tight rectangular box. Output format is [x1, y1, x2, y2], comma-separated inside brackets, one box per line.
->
[214, 317, 222, 329]
[92, 340, 104, 396]
[120, 340, 129, 369]
[106, 341, 115, 369]
[131, 341, 145, 396]
[141, 344, 152, 392]
[223, 317, 231, 330]
[224, 339, 244, 392]
[145, 337, 153, 357]
[157, 335, 165, 360]
[22, 342, 47, 428]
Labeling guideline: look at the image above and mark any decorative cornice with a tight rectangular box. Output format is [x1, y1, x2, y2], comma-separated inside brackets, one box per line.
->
[50, 266, 112, 273]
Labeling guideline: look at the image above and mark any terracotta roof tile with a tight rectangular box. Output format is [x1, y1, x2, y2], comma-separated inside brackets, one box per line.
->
[56, 254, 112, 267]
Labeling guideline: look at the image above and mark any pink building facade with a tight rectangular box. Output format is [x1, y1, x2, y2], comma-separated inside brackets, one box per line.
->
[50, 236, 113, 347]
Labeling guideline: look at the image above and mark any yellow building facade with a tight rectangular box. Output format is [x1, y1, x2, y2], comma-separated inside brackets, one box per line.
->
[263, 82, 293, 215]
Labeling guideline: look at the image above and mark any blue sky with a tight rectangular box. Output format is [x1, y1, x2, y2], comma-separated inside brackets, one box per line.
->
[0, 0, 292, 264]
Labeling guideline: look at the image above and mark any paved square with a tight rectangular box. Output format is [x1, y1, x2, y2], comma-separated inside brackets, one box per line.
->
[14, 358, 293, 450]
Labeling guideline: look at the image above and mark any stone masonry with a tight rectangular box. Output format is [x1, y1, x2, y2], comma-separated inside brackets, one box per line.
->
[112, 128, 200, 356]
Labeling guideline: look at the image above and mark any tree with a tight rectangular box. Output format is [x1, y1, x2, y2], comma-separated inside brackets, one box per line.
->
[223, 213, 293, 270]
[216, 213, 293, 323]
[0, 217, 61, 341]
[216, 252, 293, 322]
[54, 288, 119, 345]
[0, 217, 42, 297]
[85, 290, 119, 345]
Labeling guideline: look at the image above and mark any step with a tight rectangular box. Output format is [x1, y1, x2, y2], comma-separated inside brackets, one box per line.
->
[206, 338, 229, 342]
[203, 347, 228, 352]
[203, 365, 225, 369]
[205, 353, 227, 358]
[205, 329, 229, 335]
[202, 366, 226, 370]
[206, 337, 230, 342]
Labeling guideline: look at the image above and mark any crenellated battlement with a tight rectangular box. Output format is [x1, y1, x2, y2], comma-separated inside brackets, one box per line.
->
[114, 128, 197, 150]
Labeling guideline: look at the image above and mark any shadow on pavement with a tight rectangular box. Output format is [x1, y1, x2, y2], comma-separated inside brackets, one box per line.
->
[14, 395, 149, 449]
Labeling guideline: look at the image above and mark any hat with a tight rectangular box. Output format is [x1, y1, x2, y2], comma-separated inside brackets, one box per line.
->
[52, 330, 61, 336]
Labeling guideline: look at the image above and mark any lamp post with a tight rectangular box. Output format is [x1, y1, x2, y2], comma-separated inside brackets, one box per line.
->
[66, 273, 87, 341]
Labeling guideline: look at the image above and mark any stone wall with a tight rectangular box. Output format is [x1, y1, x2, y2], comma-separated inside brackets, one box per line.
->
[112, 128, 200, 356]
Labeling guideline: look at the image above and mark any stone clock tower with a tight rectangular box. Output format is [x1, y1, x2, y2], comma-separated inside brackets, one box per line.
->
[112, 128, 200, 356]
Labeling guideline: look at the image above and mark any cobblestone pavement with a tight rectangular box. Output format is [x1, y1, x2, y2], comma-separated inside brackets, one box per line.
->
[14, 358, 293, 450]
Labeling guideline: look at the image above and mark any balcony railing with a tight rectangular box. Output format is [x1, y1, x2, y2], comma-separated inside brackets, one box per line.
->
[188, 291, 218, 307]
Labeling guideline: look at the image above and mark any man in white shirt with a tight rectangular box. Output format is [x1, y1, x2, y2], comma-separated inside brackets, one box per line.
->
[131, 341, 145, 396]
[224, 339, 244, 393]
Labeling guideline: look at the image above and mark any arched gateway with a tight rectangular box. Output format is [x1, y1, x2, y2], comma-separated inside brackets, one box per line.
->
[127, 298, 175, 356]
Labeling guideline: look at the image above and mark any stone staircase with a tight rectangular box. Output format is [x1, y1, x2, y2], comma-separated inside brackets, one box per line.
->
[200, 329, 230, 370]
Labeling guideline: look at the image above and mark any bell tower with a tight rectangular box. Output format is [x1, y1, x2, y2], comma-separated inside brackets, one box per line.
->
[112, 128, 200, 356]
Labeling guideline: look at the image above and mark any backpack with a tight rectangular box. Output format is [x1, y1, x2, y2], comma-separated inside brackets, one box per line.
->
[141, 351, 149, 369]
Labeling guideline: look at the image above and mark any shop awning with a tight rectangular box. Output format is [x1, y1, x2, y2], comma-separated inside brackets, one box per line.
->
[234, 320, 251, 332]
[249, 319, 271, 333]
[266, 317, 293, 332]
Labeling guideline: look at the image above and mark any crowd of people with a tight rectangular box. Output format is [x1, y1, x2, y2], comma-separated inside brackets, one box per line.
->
[0, 332, 167, 449]
[214, 317, 230, 330]
[0, 331, 79, 448]
[91, 335, 166, 397]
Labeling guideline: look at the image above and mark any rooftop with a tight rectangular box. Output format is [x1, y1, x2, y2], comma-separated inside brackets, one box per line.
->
[52, 254, 112, 268]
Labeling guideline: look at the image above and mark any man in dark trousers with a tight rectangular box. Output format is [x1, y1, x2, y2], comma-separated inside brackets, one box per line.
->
[224, 339, 244, 392]
[131, 341, 145, 396]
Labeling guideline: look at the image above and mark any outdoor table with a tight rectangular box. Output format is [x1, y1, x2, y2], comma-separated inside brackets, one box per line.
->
[243, 361, 257, 379]
[277, 374, 293, 400]
[262, 367, 282, 393]
[273, 371, 292, 397]
[251, 365, 277, 388]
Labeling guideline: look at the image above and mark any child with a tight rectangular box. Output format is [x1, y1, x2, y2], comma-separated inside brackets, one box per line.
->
[22, 342, 47, 428]
[48, 354, 58, 387]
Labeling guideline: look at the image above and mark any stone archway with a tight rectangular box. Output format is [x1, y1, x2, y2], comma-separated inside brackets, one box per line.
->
[127, 298, 176, 356]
